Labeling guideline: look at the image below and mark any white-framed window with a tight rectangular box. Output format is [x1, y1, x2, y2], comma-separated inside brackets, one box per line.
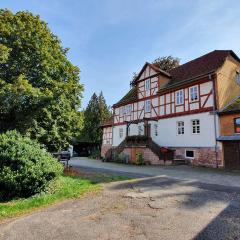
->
[189, 86, 199, 102]
[154, 123, 158, 136]
[192, 119, 200, 134]
[145, 79, 151, 90]
[185, 150, 195, 159]
[177, 121, 184, 135]
[119, 128, 123, 138]
[138, 125, 143, 135]
[119, 107, 123, 116]
[123, 106, 126, 115]
[121, 106, 126, 115]
[176, 90, 184, 105]
[125, 105, 132, 115]
[145, 99, 151, 113]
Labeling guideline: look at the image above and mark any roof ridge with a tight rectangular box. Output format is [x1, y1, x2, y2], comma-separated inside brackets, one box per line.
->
[170, 50, 231, 72]
[113, 50, 240, 108]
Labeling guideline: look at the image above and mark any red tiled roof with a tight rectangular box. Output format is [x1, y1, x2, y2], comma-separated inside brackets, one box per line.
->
[100, 117, 113, 127]
[113, 86, 138, 107]
[167, 50, 239, 87]
[132, 62, 170, 85]
[113, 50, 240, 108]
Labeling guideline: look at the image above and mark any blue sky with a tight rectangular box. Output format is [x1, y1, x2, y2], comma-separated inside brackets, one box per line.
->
[1, 0, 240, 108]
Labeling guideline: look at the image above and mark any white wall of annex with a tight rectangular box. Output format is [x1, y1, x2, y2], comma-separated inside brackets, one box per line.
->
[155, 112, 216, 147]
[112, 125, 126, 146]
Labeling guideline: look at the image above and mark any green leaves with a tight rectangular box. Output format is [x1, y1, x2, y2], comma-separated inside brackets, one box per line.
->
[80, 92, 111, 143]
[0, 9, 84, 151]
[0, 131, 63, 200]
[152, 55, 180, 72]
[0, 44, 11, 63]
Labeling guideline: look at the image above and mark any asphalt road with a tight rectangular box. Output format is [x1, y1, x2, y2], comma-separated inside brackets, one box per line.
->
[70, 157, 240, 187]
[0, 172, 240, 239]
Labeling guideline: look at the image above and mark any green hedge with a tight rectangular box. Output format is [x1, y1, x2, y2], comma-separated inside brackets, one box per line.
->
[0, 131, 63, 200]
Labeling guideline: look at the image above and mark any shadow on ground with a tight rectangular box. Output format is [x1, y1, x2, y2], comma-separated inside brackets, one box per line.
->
[110, 176, 240, 239]
[194, 203, 240, 239]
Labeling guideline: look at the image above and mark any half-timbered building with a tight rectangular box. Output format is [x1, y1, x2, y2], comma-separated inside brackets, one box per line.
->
[101, 50, 240, 168]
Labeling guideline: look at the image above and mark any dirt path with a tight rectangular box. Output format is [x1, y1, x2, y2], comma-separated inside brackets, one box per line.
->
[0, 176, 240, 240]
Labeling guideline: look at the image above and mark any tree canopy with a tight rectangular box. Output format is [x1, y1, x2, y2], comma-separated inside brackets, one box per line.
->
[0, 9, 84, 151]
[152, 55, 180, 72]
[131, 56, 180, 83]
[81, 92, 111, 143]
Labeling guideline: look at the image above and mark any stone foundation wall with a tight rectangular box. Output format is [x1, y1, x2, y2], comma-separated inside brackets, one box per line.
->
[174, 147, 223, 168]
[122, 147, 160, 165]
[102, 145, 223, 168]
[101, 144, 112, 158]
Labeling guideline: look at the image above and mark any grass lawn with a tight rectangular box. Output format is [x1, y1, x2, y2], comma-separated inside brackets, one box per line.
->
[0, 170, 129, 221]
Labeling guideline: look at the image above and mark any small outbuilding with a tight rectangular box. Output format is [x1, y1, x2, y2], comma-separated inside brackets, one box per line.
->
[218, 97, 240, 169]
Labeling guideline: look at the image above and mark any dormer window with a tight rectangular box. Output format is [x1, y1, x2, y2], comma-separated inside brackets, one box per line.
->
[145, 79, 151, 90]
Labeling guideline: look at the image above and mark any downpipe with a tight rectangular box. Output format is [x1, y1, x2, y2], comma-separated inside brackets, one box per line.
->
[211, 74, 219, 168]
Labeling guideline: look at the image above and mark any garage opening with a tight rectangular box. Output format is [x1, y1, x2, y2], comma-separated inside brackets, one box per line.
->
[223, 141, 240, 170]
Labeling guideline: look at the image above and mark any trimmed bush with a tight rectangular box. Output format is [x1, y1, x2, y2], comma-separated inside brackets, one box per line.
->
[0, 131, 63, 200]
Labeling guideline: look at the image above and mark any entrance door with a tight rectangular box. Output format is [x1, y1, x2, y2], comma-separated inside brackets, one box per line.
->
[224, 141, 240, 169]
[144, 124, 151, 138]
[147, 124, 151, 138]
[131, 148, 136, 163]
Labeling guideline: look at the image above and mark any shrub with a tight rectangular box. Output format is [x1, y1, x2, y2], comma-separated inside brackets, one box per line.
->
[89, 149, 100, 159]
[136, 153, 145, 165]
[0, 131, 63, 200]
[114, 153, 129, 163]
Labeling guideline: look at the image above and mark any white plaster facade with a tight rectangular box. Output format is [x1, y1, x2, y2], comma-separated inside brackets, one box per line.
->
[111, 65, 217, 149]
[112, 112, 219, 148]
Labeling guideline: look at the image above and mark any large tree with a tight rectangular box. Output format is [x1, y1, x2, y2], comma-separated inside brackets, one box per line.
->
[131, 56, 180, 84]
[0, 10, 84, 151]
[81, 92, 111, 143]
[152, 55, 180, 72]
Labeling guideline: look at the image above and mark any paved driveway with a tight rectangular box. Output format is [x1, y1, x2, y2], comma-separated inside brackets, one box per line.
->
[0, 175, 240, 240]
[1, 158, 240, 240]
[70, 157, 240, 187]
